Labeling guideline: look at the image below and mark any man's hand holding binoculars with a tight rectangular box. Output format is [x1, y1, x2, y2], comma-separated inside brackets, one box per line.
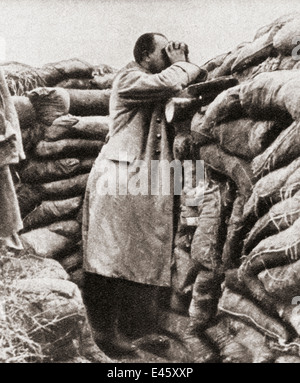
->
[165, 41, 189, 64]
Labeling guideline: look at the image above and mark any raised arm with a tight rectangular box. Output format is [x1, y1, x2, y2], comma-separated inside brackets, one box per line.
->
[117, 62, 203, 104]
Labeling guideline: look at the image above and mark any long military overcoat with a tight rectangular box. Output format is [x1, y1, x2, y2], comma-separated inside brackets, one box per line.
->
[82, 60, 202, 287]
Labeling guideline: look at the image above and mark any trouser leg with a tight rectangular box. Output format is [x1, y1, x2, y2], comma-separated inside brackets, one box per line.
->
[82, 272, 114, 334]
[119, 279, 164, 338]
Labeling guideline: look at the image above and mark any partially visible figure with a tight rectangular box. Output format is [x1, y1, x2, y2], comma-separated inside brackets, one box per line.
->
[82, 33, 204, 356]
[0, 68, 24, 251]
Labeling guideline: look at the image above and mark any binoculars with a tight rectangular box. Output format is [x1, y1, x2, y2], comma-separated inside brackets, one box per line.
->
[162, 43, 189, 66]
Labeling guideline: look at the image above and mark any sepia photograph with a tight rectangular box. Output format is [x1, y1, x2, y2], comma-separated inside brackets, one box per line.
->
[1, 0, 300, 367]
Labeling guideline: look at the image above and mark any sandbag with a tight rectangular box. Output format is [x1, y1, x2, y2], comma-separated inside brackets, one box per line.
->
[252, 121, 300, 178]
[3, 62, 48, 96]
[205, 319, 249, 363]
[26, 87, 70, 126]
[44, 115, 109, 142]
[238, 56, 282, 82]
[20, 123, 45, 154]
[231, 31, 275, 73]
[66, 89, 110, 116]
[243, 157, 300, 221]
[233, 64, 258, 84]
[273, 19, 300, 55]
[239, 217, 300, 310]
[201, 52, 231, 73]
[35, 139, 103, 158]
[223, 317, 275, 363]
[16, 183, 43, 218]
[39, 173, 89, 199]
[254, 13, 296, 40]
[258, 258, 300, 302]
[199, 144, 255, 197]
[23, 196, 83, 231]
[198, 85, 243, 143]
[225, 268, 254, 297]
[165, 97, 202, 123]
[278, 56, 300, 70]
[90, 72, 117, 90]
[59, 251, 83, 273]
[209, 44, 247, 78]
[212, 119, 283, 161]
[76, 204, 83, 225]
[20, 129, 34, 155]
[218, 287, 290, 343]
[277, 304, 300, 338]
[0, 132, 19, 168]
[222, 194, 246, 270]
[153, 305, 218, 362]
[42, 58, 94, 79]
[5, 254, 111, 363]
[187, 76, 239, 101]
[190, 111, 209, 146]
[284, 164, 300, 190]
[47, 220, 81, 239]
[240, 70, 300, 121]
[206, 66, 221, 81]
[69, 268, 85, 288]
[20, 228, 75, 258]
[10, 275, 95, 361]
[2, 255, 69, 281]
[56, 78, 94, 89]
[244, 190, 300, 255]
[224, 269, 300, 355]
[276, 356, 300, 363]
[0, 250, 108, 362]
[269, 335, 300, 357]
[92, 63, 118, 76]
[13, 96, 36, 128]
[20, 157, 95, 183]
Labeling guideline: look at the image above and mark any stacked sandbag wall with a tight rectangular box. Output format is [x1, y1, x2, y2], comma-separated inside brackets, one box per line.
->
[0, 60, 119, 362]
[181, 13, 300, 362]
[1, 59, 117, 96]
[13, 74, 112, 288]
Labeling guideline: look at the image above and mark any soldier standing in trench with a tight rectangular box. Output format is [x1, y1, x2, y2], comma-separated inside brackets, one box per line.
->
[82, 33, 204, 356]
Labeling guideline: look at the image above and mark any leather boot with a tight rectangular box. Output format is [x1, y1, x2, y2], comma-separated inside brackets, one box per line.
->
[94, 318, 137, 356]
[83, 273, 136, 356]
[94, 281, 137, 356]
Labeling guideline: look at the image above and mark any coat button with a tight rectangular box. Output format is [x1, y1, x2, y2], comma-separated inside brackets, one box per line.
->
[156, 133, 161, 139]
[156, 118, 162, 123]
